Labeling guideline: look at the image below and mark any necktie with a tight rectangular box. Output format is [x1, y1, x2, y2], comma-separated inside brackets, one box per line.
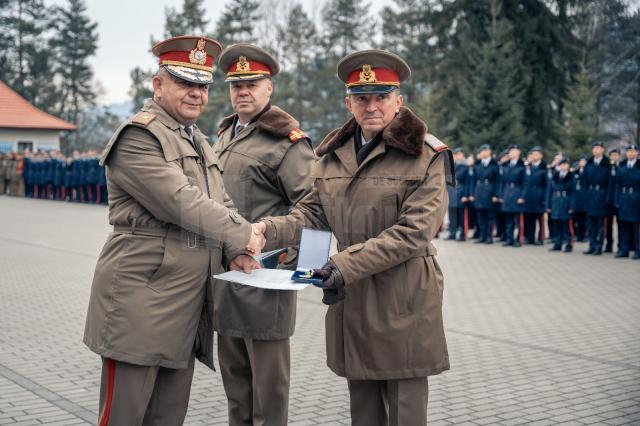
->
[184, 126, 196, 149]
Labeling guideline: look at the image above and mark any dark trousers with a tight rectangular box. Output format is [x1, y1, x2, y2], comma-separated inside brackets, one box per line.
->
[618, 220, 639, 255]
[503, 212, 523, 245]
[98, 355, 194, 426]
[469, 206, 479, 238]
[495, 211, 505, 240]
[348, 377, 428, 426]
[476, 208, 495, 242]
[448, 206, 466, 240]
[604, 213, 616, 251]
[552, 219, 572, 248]
[587, 215, 605, 251]
[524, 212, 544, 243]
[572, 212, 587, 241]
[218, 335, 290, 426]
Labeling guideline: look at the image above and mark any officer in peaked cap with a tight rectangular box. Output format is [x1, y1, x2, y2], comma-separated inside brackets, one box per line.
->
[255, 49, 453, 426]
[523, 146, 548, 245]
[582, 140, 610, 254]
[470, 143, 500, 243]
[83, 36, 265, 425]
[615, 143, 640, 259]
[212, 43, 315, 426]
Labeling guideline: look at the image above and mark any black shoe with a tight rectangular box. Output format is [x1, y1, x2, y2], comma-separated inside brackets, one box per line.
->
[502, 242, 513, 247]
[513, 242, 521, 247]
[534, 241, 544, 246]
[457, 238, 466, 242]
[485, 240, 494, 244]
[583, 249, 595, 255]
[550, 246, 562, 251]
[475, 239, 486, 244]
[447, 236, 456, 240]
[614, 251, 629, 258]
[564, 245, 573, 253]
[593, 249, 602, 255]
[632, 252, 640, 260]
[604, 247, 613, 253]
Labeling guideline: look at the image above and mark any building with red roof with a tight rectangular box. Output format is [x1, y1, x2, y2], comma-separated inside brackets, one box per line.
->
[0, 80, 76, 153]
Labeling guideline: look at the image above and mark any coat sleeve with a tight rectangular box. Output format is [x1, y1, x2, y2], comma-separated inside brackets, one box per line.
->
[330, 153, 448, 285]
[106, 126, 252, 252]
[275, 140, 315, 206]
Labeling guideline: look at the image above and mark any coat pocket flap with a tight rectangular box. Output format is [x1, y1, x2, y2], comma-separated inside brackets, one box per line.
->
[346, 243, 365, 253]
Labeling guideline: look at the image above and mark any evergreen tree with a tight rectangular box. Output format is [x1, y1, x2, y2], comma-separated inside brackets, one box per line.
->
[162, 0, 208, 39]
[554, 67, 600, 159]
[458, 8, 527, 153]
[49, 0, 99, 127]
[128, 67, 154, 112]
[215, 0, 261, 46]
[322, 0, 372, 57]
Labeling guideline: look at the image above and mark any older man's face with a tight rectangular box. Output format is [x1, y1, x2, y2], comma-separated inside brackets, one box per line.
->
[345, 90, 403, 139]
[153, 69, 209, 126]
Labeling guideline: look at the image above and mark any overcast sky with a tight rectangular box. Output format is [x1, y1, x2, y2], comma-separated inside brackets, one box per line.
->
[44, 0, 639, 106]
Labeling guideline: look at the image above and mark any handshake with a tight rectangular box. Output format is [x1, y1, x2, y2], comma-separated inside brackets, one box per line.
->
[228, 222, 267, 273]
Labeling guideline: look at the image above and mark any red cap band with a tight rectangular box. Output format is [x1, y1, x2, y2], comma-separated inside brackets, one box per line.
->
[159, 51, 214, 69]
[346, 66, 400, 87]
[227, 59, 272, 76]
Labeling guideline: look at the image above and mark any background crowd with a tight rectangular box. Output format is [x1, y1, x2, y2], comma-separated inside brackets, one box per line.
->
[0, 150, 107, 204]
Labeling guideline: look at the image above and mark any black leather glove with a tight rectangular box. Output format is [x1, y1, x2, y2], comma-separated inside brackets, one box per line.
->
[322, 287, 346, 305]
[313, 259, 344, 290]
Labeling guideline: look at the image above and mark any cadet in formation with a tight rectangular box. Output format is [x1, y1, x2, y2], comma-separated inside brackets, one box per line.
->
[547, 157, 574, 252]
[256, 49, 454, 426]
[615, 144, 640, 259]
[499, 144, 526, 247]
[470, 144, 500, 244]
[212, 43, 315, 426]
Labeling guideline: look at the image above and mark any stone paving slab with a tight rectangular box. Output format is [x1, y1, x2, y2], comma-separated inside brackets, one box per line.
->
[1, 196, 639, 425]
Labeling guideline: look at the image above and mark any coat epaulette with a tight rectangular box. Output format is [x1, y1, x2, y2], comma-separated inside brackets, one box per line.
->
[424, 134, 448, 152]
[288, 128, 306, 143]
[131, 112, 156, 127]
[217, 127, 226, 137]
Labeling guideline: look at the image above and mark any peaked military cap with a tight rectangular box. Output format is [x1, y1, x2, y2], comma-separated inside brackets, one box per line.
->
[219, 43, 280, 82]
[453, 147, 465, 154]
[627, 143, 638, 151]
[559, 157, 570, 165]
[337, 49, 411, 95]
[152, 35, 222, 84]
[591, 140, 604, 148]
[608, 147, 620, 154]
[478, 144, 492, 152]
[529, 146, 543, 154]
[507, 144, 520, 151]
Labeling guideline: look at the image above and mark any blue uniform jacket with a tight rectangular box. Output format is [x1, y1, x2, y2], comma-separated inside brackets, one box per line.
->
[500, 160, 526, 213]
[546, 171, 575, 220]
[583, 156, 610, 217]
[572, 168, 587, 213]
[447, 162, 471, 208]
[473, 159, 500, 209]
[523, 161, 548, 214]
[615, 159, 640, 223]
[85, 158, 99, 184]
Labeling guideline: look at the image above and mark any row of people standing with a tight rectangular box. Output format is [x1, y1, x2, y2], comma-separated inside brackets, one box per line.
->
[0, 150, 107, 204]
[447, 142, 640, 259]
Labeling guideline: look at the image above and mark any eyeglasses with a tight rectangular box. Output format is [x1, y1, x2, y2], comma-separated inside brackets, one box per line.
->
[350, 92, 394, 107]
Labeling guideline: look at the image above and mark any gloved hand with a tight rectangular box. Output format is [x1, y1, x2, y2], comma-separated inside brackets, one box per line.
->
[313, 259, 344, 290]
[314, 259, 346, 306]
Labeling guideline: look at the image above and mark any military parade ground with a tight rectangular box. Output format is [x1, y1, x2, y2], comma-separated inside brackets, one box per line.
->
[1, 195, 638, 425]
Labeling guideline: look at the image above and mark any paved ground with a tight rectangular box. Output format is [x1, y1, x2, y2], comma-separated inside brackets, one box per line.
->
[0, 195, 639, 426]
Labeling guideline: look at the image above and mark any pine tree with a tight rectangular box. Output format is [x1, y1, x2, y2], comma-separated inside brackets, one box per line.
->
[49, 0, 99, 151]
[555, 67, 600, 159]
[128, 67, 154, 112]
[458, 6, 527, 153]
[215, 0, 261, 46]
[322, 0, 372, 58]
[162, 0, 208, 38]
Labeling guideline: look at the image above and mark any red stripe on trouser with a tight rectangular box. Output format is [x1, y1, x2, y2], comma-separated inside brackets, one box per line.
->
[603, 216, 608, 239]
[519, 213, 524, 244]
[569, 219, 575, 244]
[463, 207, 469, 238]
[540, 214, 546, 240]
[99, 358, 116, 426]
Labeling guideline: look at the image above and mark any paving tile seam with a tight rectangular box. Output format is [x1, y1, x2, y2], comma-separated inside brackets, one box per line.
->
[0, 237, 97, 260]
[0, 363, 95, 423]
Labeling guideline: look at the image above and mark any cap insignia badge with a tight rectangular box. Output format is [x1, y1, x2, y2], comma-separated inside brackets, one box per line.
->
[189, 38, 207, 65]
[236, 56, 251, 72]
[359, 64, 376, 83]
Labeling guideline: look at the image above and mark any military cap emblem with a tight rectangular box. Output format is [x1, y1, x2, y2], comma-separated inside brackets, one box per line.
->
[189, 38, 208, 65]
[236, 56, 251, 72]
[359, 64, 377, 83]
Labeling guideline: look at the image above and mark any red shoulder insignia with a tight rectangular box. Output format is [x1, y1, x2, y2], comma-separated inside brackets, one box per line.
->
[288, 128, 306, 143]
[131, 112, 156, 127]
[425, 134, 448, 152]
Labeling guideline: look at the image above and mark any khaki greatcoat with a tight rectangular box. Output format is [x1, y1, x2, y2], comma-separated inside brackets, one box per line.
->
[83, 99, 252, 370]
[263, 107, 454, 380]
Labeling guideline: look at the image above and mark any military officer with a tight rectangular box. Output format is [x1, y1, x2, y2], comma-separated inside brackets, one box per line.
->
[470, 144, 500, 244]
[547, 158, 574, 252]
[615, 144, 640, 259]
[605, 147, 621, 252]
[212, 43, 315, 426]
[256, 49, 454, 426]
[522, 147, 548, 244]
[83, 35, 265, 425]
[499, 144, 526, 247]
[583, 141, 610, 255]
[571, 156, 588, 242]
[447, 147, 470, 241]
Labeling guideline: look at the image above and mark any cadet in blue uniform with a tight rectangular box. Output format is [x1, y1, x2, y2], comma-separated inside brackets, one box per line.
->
[605, 148, 621, 253]
[500, 145, 526, 246]
[85, 153, 99, 203]
[470, 144, 500, 243]
[448, 148, 471, 240]
[571, 156, 588, 242]
[495, 149, 509, 242]
[583, 141, 610, 255]
[523, 147, 547, 244]
[614, 144, 640, 259]
[547, 158, 574, 252]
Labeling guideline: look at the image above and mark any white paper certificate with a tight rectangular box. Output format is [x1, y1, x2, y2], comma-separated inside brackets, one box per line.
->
[213, 269, 310, 291]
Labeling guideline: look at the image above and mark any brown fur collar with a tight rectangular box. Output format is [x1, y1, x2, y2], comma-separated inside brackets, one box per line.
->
[218, 105, 300, 138]
[315, 107, 427, 157]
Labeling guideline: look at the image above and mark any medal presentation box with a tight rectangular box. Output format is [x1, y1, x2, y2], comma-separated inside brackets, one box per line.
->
[290, 228, 332, 286]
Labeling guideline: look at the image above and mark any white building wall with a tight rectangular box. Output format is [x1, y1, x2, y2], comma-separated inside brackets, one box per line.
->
[0, 129, 61, 153]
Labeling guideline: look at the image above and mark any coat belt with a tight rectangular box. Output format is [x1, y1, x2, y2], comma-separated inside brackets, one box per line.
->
[113, 223, 207, 248]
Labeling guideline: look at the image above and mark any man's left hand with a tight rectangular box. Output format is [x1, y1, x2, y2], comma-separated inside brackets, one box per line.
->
[313, 259, 344, 290]
[229, 255, 261, 274]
